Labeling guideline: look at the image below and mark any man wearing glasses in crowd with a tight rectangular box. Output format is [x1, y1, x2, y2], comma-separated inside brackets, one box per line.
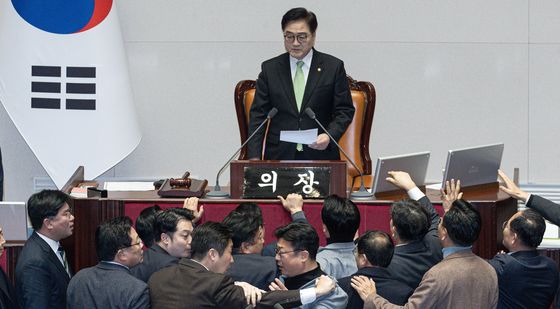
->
[67, 216, 149, 308]
[247, 7, 355, 160]
[270, 222, 348, 308]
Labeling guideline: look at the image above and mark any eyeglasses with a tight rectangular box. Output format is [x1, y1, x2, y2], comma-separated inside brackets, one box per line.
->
[284, 33, 310, 43]
[275, 248, 300, 256]
[49, 207, 74, 220]
[122, 239, 143, 250]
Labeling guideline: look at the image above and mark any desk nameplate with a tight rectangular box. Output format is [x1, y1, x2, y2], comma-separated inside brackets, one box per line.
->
[243, 167, 330, 199]
[229, 160, 347, 199]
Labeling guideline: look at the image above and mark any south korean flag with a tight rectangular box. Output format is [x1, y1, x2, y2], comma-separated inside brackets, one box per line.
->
[0, 0, 142, 188]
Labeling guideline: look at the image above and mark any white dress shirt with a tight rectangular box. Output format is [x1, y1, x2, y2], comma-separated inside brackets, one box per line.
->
[289, 49, 313, 83]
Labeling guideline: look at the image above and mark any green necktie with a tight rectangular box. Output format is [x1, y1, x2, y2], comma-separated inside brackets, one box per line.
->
[294, 61, 305, 151]
[293, 60, 305, 111]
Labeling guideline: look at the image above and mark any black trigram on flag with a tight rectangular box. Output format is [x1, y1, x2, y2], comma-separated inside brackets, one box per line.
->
[31, 65, 96, 110]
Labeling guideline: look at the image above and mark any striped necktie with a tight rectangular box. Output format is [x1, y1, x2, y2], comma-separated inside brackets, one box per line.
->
[57, 245, 71, 277]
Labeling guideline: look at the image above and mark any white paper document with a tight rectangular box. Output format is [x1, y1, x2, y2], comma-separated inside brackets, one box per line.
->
[280, 128, 318, 144]
[103, 182, 155, 191]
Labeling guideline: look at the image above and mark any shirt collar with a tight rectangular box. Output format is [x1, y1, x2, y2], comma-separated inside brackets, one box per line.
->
[321, 242, 356, 250]
[442, 246, 472, 258]
[290, 49, 313, 70]
[190, 258, 210, 271]
[102, 260, 129, 270]
[36, 231, 60, 254]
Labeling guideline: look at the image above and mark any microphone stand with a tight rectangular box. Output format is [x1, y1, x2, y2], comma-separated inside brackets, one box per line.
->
[304, 108, 373, 199]
[206, 108, 278, 198]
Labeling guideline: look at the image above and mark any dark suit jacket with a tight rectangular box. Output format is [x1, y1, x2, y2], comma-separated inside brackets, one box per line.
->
[226, 253, 278, 290]
[488, 250, 559, 309]
[131, 244, 178, 282]
[149, 258, 302, 309]
[526, 195, 560, 309]
[527, 195, 560, 226]
[339, 267, 412, 308]
[67, 261, 149, 309]
[15, 231, 70, 309]
[0, 268, 19, 309]
[248, 49, 355, 160]
[386, 196, 443, 290]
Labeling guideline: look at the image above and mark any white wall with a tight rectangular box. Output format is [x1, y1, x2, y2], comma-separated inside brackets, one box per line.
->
[2, 0, 560, 201]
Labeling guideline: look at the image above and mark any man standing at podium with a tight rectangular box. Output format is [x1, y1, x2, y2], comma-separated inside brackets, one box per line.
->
[248, 7, 355, 160]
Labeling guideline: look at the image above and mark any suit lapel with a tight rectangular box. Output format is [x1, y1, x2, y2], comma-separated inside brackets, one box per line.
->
[276, 54, 299, 114]
[32, 232, 71, 281]
[301, 49, 324, 113]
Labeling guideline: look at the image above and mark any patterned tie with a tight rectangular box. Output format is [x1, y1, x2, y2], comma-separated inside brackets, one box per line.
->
[58, 245, 71, 277]
[293, 60, 305, 151]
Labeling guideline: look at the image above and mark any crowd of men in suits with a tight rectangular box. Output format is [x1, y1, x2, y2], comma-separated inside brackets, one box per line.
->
[0, 169, 558, 308]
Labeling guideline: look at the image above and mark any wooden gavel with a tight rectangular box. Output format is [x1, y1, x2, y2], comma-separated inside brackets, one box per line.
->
[170, 177, 192, 188]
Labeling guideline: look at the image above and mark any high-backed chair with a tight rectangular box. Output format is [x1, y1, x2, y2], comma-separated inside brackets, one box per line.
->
[234, 76, 376, 190]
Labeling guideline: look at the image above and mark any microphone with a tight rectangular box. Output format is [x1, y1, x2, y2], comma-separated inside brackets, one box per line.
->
[206, 108, 278, 198]
[304, 107, 373, 199]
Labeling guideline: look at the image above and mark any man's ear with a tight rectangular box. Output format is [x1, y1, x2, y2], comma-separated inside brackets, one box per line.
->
[115, 249, 126, 263]
[240, 242, 250, 254]
[208, 248, 218, 262]
[511, 233, 518, 246]
[440, 226, 448, 241]
[322, 224, 330, 238]
[299, 250, 310, 263]
[161, 233, 170, 245]
[43, 218, 53, 230]
[357, 253, 367, 268]
[389, 220, 397, 237]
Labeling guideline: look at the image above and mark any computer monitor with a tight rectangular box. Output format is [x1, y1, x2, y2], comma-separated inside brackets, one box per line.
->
[441, 143, 504, 189]
[0, 202, 29, 242]
[372, 151, 430, 195]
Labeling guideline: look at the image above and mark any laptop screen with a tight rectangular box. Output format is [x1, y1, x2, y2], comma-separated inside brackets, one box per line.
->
[373, 151, 430, 194]
[441, 143, 504, 188]
[0, 202, 29, 242]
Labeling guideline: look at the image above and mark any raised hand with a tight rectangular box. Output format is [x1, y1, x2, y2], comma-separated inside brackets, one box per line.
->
[440, 179, 463, 212]
[183, 197, 204, 224]
[278, 193, 304, 215]
[498, 170, 529, 202]
[386, 171, 416, 191]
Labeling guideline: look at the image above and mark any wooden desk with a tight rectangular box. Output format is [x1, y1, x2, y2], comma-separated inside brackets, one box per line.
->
[62, 186, 517, 273]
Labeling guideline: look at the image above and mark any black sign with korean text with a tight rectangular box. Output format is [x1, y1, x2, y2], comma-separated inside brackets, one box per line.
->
[243, 167, 331, 199]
